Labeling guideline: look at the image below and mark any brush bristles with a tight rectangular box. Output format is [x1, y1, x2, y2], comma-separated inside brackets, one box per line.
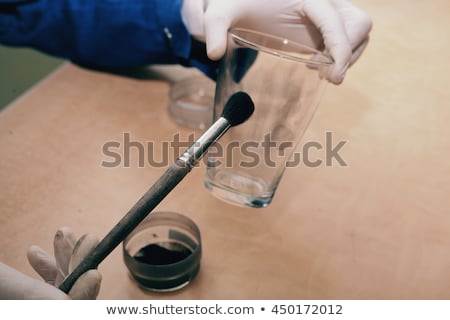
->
[221, 92, 255, 127]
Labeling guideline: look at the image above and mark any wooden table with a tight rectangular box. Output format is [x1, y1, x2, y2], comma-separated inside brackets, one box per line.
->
[1, 0, 450, 299]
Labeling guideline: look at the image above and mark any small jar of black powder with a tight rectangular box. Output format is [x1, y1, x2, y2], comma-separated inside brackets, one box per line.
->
[123, 211, 201, 292]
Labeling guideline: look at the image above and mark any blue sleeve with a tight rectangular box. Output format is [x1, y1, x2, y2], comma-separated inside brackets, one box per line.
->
[0, 0, 218, 78]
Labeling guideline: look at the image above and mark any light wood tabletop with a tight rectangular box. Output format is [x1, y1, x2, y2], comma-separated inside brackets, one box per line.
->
[1, 0, 450, 299]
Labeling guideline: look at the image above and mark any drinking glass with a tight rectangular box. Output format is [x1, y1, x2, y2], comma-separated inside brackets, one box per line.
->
[204, 28, 333, 208]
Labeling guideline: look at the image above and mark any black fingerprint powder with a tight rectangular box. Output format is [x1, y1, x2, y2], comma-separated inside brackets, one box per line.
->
[133, 243, 192, 265]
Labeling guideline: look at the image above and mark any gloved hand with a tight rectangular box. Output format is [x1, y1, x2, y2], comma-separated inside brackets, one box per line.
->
[182, 0, 372, 84]
[0, 227, 101, 299]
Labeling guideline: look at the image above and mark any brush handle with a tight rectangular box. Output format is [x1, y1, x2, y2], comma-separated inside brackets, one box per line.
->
[57, 90, 255, 294]
[58, 160, 191, 294]
[59, 117, 231, 294]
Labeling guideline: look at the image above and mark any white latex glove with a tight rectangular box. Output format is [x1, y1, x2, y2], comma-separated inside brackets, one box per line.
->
[0, 227, 101, 299]
[181, 0, 372, 84]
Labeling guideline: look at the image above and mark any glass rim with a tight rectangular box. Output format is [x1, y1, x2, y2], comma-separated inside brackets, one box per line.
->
[229, 27, 334, 66]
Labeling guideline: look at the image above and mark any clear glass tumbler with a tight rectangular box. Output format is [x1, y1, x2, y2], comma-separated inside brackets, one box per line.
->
[168, 74, 215, 130]
[204, 28, 333, 208]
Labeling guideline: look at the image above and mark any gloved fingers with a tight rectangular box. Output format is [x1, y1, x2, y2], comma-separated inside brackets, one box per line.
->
[68, 233, 99, 274]
[181, 0, 205, 42]
[68, 269, 102, 300]
[53, 227, 77, 285]
[301, 0, 352, 84]
[349, 36, 370, 67]
[333, 0, 372, 50]
[67, 233, 100, 299]
[203, 2, 235, 60]
[333, 0, 372, 68]
[0, 263, 68, 300]
[27, 245, 58, 285]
